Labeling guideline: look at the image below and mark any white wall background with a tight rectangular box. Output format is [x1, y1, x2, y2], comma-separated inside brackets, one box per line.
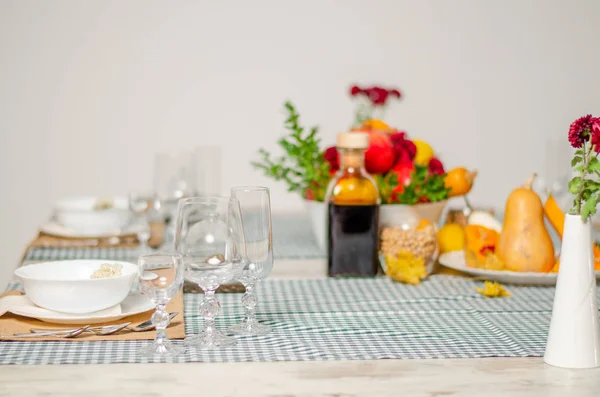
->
[1, 0, 599, 286]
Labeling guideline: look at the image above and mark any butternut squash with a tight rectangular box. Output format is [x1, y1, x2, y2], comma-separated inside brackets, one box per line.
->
[497, 174, 555, 272]
[543, 191, 565, 239]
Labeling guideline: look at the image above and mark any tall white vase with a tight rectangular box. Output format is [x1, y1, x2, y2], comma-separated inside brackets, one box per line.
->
[544, 213, 600, 368]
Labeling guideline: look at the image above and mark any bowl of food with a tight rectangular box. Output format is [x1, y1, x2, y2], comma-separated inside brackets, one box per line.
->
[53, 196, 131, 235]
[14, 260, 138, 314]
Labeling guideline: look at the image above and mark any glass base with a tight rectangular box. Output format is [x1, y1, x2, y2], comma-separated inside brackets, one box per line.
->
[137, 339, 183, 358]
[228, 320, 271, 336]
[184, 328, 237, 348]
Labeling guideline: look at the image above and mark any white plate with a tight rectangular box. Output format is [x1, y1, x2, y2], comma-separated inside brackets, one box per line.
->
[40, 221, 137, 239]
[9, 293, 154, 324]
[438, 250, 600, 286]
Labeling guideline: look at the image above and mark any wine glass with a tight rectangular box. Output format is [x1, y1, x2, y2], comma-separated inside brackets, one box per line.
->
[175, 196, 246, 348]
[137, 252, 185, 357]
[228, 186, 273, 336]
[129, 192, 159, 254]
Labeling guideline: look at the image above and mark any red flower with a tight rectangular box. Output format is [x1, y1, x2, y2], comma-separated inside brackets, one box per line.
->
[323, 146, 339, 170]
[568, 115, 594, 148]
[428, 158, 445, 175]
[390, 132, 406, 144]
[349, 86, 362, 96]
[591, 118, 600, 153]
[365, 87, 389, 106]
[390, 89, 401, 98]
[403, 140, 417, 160]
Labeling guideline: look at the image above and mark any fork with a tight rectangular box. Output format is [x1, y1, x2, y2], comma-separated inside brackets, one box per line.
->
[8, 326, 91, 338]
[29, 322, 131, 336]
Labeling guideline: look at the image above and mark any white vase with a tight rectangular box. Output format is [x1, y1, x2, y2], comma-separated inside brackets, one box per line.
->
[544, 213, 600, 368]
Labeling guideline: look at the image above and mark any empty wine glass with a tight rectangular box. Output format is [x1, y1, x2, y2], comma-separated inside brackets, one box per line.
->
[137, 252, 184, 357]
[129, 193, 158, 254]
[175, 196, 246, 348]
[228, 186, 273, 336]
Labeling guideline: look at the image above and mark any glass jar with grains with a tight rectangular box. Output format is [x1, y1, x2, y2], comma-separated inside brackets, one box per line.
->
[380, 220, 438, 285]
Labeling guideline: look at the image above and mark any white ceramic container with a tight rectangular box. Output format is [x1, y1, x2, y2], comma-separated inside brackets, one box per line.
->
[14, 260, 138, 314]
[544, 214, 600, 368]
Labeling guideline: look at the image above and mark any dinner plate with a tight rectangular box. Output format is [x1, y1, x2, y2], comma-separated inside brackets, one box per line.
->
[438, 250, 600, 286]
[39, 221, 137, 239]
[9, 293, 154, 324]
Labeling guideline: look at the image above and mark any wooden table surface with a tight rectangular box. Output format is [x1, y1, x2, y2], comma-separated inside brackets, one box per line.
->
[1, 259, 599, 397]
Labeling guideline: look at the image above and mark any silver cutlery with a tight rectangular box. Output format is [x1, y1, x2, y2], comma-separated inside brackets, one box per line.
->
[30, 312, 179, 335]
[8, 326, 91, 338]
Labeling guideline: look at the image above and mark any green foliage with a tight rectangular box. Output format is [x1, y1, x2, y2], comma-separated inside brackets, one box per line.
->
[570, 138, 600, 220]
[396, 165, 451, 205]
[252, 101, 331, 201]
[374, 172, 399, 204]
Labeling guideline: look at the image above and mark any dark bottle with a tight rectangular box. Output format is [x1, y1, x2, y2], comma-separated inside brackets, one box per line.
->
[326, 132, 380, 277]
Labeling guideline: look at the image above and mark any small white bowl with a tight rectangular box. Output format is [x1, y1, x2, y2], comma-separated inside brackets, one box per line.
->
[14, 260, 138, 314]
[53, 196, 131, 235]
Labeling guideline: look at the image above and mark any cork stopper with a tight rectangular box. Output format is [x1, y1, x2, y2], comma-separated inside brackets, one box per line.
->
[336, 132, 370, 149]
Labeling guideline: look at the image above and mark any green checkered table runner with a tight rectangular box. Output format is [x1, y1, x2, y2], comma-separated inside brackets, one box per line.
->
[1, 276, 582, 365]
[24, 214, 324, 262]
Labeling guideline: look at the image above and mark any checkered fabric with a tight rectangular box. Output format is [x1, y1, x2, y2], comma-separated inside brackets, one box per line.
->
[0, 276, 578, 365]
[24, 214, 324, 262]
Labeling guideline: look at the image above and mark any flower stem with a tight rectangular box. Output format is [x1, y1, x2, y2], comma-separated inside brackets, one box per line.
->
[576, 139, 594, 214]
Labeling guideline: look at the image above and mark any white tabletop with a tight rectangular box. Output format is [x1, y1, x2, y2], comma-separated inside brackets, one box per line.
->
[1, 259, 599, 397]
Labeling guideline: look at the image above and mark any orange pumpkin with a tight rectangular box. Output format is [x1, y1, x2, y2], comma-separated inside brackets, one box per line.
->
[464, 224, 499, 268]
[497, 174, 555, 272]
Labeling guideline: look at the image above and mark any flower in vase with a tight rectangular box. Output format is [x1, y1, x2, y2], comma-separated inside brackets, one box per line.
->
[591, 118, 600, 152]
[568, 114, 594, 148]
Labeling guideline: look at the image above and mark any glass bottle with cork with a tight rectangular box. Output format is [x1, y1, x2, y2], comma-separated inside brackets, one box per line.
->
[325, 132, 380, 277]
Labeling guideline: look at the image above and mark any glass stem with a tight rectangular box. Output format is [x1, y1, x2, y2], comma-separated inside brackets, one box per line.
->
[201, 289, 219, 334]
[242, 282, 259, 325]
[153, 302, 168, 345]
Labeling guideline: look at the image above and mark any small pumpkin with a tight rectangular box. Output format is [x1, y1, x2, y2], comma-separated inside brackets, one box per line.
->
[464, 224, 499, 268]
[543, 191, 565, 239]
[496, 174, 555, 272]
[445, 167, 477, 197]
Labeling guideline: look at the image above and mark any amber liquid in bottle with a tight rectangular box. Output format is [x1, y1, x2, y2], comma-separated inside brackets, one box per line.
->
[326, 143, 380, 277]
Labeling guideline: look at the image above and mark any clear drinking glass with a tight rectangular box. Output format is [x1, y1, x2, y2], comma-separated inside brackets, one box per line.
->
[228, 186, 273, 336]
[137, 252, 185, 357]
[129, 192, 158, 254]
[175, 196, 246, 348]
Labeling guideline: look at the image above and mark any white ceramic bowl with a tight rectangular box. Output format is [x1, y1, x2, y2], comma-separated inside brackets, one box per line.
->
[14, 260, 138, 314]
[53, 196, 131, 235]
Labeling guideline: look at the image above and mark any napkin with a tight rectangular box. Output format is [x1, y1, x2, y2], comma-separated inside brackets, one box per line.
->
[0, 295, 122, 318]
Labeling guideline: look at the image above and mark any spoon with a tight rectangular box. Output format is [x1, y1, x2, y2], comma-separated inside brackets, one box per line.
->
[11, 326, 90, 338]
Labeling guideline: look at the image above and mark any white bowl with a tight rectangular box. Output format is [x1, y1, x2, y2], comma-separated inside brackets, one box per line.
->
[53, 196, 131, 235]
[14, 260, 138, 314]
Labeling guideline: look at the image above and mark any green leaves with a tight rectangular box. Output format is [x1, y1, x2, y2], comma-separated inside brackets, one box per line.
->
[588, 157, 600, 172]
[395, 165, 451, 205]
[568, 177, 582, 195]
[252, 101, 331, 201]
[570, 134, 600, 220]
[582, 193, 599, 220]
[374, 173, 399, 204]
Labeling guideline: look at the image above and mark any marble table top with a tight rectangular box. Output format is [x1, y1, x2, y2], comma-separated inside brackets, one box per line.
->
[1, 259, 599, 396]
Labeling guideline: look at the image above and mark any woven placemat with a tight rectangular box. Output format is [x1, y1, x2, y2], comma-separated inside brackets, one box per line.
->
[0, 291, 185, 341]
